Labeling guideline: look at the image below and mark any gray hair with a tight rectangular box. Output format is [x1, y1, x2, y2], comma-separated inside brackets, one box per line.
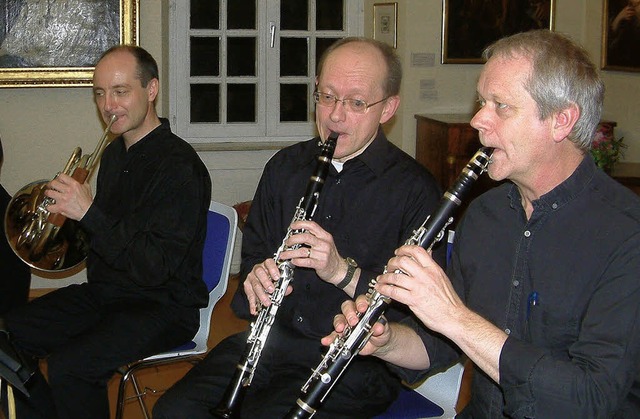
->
[483, 30, 604, 150]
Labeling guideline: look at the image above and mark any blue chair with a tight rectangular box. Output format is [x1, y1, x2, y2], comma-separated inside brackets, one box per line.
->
[374, 361, 465, 419]
[114, 200, 238, 419]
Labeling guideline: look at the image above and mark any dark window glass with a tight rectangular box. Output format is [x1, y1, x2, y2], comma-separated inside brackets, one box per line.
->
[228, 84, 256, 122]
[281, 0, 308, 30]
[316, 0, 343, 30]
[315, 38, 339, 75]
[191, 37, 219, 76]
[281, 37, 308, 77]
[228, 38, 256, 76]
[228, 0, 256, 29]
[190, 0, 219, 29]
[280, 84, 308, 122]
[191, 84, 220, 123]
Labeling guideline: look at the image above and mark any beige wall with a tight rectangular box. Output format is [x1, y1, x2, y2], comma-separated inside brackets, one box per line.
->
[2, 1, 638, 286]
[365, 0, 640, 160]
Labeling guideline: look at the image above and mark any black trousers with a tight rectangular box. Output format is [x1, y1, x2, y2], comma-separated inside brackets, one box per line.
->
[153, 328, 401, 419]
[4, 282, 199, 419]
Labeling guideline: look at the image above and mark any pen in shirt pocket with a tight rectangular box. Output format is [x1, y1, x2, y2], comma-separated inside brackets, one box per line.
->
[527, 291, 539, 319]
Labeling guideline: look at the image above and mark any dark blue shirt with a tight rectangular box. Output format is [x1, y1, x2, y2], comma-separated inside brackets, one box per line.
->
[418, 155, 640, 418]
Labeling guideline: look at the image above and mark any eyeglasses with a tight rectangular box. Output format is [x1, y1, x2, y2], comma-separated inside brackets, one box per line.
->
[313, 91, 388, 114]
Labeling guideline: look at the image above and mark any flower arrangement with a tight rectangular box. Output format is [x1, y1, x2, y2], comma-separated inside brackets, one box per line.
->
[590, 122, 626, 173]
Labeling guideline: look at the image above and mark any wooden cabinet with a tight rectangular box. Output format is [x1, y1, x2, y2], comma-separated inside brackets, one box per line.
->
[415, 113, 498, 204]
[612, 163, 640, 195]
[415, 114, 481, 191]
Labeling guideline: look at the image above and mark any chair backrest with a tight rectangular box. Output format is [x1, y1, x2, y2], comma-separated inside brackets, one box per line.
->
[413, 361, 465, 419]
[191, 200, 238, 350]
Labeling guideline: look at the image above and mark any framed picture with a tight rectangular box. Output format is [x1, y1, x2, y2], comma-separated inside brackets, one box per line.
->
[373, 2, 398, 48]
[0, 0, 139, 88]
[442, 0, 555, 64]
[602, 0, 640, 72]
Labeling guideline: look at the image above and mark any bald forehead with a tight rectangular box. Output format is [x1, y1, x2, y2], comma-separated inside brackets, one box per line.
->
[329, 41, 383, 63]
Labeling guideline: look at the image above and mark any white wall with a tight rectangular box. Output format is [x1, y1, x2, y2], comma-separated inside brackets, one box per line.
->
[1, 0, 638, 287]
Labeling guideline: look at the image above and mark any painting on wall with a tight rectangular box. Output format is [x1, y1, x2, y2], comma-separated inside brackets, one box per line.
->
[0, 0, 138, 88]
[442, 0, 555, 64]
[602, 0, 640, 72]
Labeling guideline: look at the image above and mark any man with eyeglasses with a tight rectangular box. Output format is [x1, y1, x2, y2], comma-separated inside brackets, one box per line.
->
[154, 37, 443, 419]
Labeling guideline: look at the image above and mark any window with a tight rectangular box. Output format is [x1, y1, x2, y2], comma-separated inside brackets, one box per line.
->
[169, 0, 363, 144]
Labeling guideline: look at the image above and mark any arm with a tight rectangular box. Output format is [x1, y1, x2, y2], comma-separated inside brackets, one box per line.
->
[376, 245, 506, 382]
[321, 295, 431, 370]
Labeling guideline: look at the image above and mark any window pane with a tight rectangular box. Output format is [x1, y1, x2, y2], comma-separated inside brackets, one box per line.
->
[281, 0, 308, 30]
[228, 38, 256, 76]
[228, 0, 255, 29]
[280, 84, 308, 122]
[281, 37, 307, 77]
[190, 0, 219, 29]
[191, 37, 219, 76]
[228, 84, 256, 123]
[315, 38, 339, 75]
[191, 84, 220, 123]
[316, 0, 343, 30]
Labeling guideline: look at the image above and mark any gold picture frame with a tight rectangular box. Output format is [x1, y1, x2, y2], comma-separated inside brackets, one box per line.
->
[442, 0, 555, 64]
[0, 0, 139, 88]
[601, 0, 640, 72]
[373, 2, 398, 49]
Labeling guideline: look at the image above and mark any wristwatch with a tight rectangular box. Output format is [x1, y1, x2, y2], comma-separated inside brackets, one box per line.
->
[336, 257, 358, 289]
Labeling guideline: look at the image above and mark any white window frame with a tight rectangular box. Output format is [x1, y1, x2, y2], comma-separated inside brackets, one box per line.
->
[168, 0, 363, 144]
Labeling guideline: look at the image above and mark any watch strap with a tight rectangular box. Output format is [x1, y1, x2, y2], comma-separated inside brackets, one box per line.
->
[337, 258, 357, 289]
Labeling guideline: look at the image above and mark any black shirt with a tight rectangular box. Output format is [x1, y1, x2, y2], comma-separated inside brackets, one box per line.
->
[0, 184, 30, 315]
[81, 118, 211, 308]
[232, 128, 444, 339]
[418, 156, 640, 418]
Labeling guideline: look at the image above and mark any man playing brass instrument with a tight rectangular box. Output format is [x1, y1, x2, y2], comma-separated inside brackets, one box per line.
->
[154, 37, 443, 419]
[2, 45, 211, 419]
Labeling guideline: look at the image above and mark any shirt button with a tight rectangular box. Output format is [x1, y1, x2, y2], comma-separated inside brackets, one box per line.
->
[123, 169, 129, 173]
[305, 284, 311, 290]
[325, 215, 332, 221]
[336, 179, 341, 185]
[504, 328, 511, 335]
[524, 230, 531, 237]
[512, 280, 519, 287]
[552, 203, 558, 209]
[297, 316, 304, 323]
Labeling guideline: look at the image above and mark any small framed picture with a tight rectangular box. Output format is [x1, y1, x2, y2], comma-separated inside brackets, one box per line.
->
[373, 2, 398, 48]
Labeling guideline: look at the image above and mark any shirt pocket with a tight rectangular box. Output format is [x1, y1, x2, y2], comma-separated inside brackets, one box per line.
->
[527, 307, 580, 350]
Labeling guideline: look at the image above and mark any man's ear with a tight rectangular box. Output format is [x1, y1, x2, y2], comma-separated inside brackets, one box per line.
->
[552, 102, 580, 143]
[147, 78, 159, 102]
[379, 95, 400, 124]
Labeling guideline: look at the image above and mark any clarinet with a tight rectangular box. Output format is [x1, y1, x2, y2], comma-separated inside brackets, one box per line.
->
[213, 132, 339, 419]
[284, 147, 494, 419]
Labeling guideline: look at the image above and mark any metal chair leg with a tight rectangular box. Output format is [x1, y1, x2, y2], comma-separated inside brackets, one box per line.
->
[130, 373, 151, 419]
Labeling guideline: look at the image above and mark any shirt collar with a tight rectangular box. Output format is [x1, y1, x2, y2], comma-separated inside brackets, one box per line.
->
[301, 125, 389, 176]
[124, 118, 170, 154]
[507, 154, 596, 212]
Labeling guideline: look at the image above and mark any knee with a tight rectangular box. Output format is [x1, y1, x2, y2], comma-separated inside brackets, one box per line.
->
[46, 351, 98, 386]
[152, 393, 188, 419]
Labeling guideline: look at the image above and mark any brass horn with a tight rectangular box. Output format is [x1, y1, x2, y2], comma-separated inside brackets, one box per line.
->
[4, 115, 117, 273]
